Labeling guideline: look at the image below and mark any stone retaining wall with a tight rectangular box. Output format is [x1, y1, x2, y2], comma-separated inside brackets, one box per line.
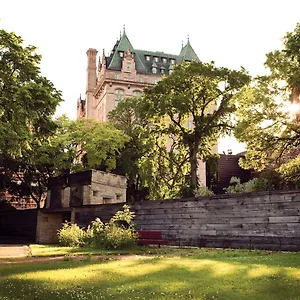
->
[74, 190, 300, 251]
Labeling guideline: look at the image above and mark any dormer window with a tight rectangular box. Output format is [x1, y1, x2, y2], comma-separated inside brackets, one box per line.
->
[146, 55, 150, 61]
[154, 57, 159, 62]
[119, 52, 124, 57]
[161, 67, 165, 74]
[162, 58, 167, 63]
[170, 59, 175, 64]
[152, 61, 158, 74]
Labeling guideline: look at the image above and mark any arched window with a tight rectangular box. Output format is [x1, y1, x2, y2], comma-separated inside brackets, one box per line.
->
[133, 90, 142, 98]
[114, 89, 124, 107]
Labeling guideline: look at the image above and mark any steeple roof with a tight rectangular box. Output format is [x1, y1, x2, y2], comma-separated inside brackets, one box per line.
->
[179, 38, 200, 62]
[107, 27, 134, 70]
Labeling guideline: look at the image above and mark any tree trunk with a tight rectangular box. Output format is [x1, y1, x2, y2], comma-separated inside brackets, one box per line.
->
[189, 143, 199, 190]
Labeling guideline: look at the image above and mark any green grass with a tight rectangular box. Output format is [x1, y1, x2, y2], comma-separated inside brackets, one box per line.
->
[0, 247, 300, 300]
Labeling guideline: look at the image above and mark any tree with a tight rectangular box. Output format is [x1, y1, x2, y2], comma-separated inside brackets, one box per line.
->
[143, 61, 250, 194]
[234, 22, 300, 185]
[0, 29, 62, 158]
[109, 97, 150, 200]
[109, 96, 191, 200]
[1, 117, 129, 208]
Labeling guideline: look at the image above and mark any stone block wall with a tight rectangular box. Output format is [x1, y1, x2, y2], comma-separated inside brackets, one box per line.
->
[74, 190, 300, 251]
[36, 211, 65, 244]
[85, 172, 127, 205]
[47, 170, 127, 208]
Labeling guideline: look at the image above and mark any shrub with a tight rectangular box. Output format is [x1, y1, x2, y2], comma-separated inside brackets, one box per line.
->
[101, 224, 138, 250]
[110, 204, 135, 228]
[224, 174, 283, 194]
[57, 222, 86, 247]
[195, 186, 215, 197]
[223, 177, 258, 194]
[57, 205, 138, 250]
[91, 205, 138, 249]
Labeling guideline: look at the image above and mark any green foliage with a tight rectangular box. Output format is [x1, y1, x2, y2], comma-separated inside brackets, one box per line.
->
[110, 62, 250, 200]
[224, 177, 258, 194]
[110, 204, 135, 227]
[195, 186, 215, 197]
[234, 22, 300, 184]
[1, 116, 128, 207]
[101, 225, 138, 250]
[143, 61, 250, 193]
[0, 29, 62, 158]
[224, 172, 285, 194]
[58, 205, 138, 250]
[57, 222, 86, 247]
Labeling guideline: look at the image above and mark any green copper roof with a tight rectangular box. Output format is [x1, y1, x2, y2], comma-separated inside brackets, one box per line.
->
[106, 31, 200, 74]
[107, 29, 134, 70]
[179, 39, 200, 62]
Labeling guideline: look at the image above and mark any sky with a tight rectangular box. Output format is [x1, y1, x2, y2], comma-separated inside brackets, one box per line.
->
[1, 0, 300, 153]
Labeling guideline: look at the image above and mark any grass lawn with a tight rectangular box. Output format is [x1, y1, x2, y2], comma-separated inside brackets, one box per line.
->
[0, 246, 299, 300]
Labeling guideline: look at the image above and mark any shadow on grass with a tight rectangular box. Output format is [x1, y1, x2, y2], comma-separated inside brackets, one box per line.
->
[0, 254, 300, 300]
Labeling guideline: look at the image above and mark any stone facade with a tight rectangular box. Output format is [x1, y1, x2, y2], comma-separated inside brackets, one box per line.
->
[77, 28, 200, 122]
[46, 170, 127, 209]
[36, 211, 65, 244]
[36, 170, 127, 243]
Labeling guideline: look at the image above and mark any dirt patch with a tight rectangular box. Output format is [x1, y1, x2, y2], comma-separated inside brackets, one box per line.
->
[0, 253, 154, 265]
[0, 245, 31, 258]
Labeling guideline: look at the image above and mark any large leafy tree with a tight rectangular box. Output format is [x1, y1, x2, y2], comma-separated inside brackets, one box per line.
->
[0, 29, 62, 157]
[109, 97, 191, 200]
[1, 117, 129, 208]
[143, 61, 250, 194]
[235, 22, 300, 184]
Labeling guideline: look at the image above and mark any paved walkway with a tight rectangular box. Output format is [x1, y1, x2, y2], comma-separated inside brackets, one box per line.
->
[0, 245, 31, 258]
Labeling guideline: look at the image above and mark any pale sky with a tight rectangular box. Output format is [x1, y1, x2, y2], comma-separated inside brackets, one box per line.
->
[1, 0, 300, 154]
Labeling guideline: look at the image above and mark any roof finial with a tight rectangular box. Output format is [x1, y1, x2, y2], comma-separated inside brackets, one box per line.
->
[182, 40, 183, 49]
[187, 34, 190, 42]
[120, 31, 121, 39]
[123, 24, 126, 35]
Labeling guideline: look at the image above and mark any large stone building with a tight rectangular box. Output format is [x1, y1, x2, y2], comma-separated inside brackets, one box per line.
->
[77, 28, 211, 185]
[77, 27, 200, 121]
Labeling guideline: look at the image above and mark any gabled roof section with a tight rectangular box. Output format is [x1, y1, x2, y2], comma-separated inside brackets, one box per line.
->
[107, 28, 134, 70]
[179, 38, 200, 62]
[105, 29, 200, 74]
[134, 50, 179, 75]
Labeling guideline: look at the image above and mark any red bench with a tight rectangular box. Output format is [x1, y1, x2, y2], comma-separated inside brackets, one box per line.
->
[137, 230, 168, 247]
